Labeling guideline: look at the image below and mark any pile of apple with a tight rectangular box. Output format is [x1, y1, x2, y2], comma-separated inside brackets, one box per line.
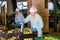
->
[7, 30, 14, 33]
[0, 37, 6, 40]
[23, 28, 32, 34]
[7, 36, 16, 40]
[7, 28, 33, 34]
[41, 37, 59, 40]
[24, 38, 33, 40]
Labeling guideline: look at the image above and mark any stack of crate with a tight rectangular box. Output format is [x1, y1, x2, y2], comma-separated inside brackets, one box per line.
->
[20, 31, 37, 40]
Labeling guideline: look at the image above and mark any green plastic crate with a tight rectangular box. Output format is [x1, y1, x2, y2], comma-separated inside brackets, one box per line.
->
[9, 24, 21, 28]
[35, 35, 60, 40]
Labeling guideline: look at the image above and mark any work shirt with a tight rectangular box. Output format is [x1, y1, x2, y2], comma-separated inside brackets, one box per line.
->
[15, 13, 24, 24]
[24, 13, 44, 29]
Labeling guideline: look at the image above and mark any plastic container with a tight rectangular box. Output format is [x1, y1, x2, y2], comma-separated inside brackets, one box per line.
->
[35, 35, 60, 40]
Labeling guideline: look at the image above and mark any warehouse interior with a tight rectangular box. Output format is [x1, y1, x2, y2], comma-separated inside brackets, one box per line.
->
[0, 0, 60, 40]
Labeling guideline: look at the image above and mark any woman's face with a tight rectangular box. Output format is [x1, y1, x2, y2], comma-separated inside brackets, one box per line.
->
[30, 12, 36, 16]
[16, 10, 19, 14]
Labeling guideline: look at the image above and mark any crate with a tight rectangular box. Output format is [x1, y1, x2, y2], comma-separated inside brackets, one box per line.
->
[0, 29, 37, 40]
[35, 35, 60, 40]
[20, 31, 37, 40]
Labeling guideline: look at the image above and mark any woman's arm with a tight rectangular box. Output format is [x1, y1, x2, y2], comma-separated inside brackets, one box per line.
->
[38, 15, 44, 29]
[24, 15, 31, 23]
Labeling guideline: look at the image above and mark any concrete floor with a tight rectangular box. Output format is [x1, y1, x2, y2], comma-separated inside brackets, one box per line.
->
[43, 28, 60, 36]
[49, 28, 60, 36]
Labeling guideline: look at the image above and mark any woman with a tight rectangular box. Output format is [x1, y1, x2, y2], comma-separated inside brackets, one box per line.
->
[24, 7, 44, 37]
[15, 8, 24, 30]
